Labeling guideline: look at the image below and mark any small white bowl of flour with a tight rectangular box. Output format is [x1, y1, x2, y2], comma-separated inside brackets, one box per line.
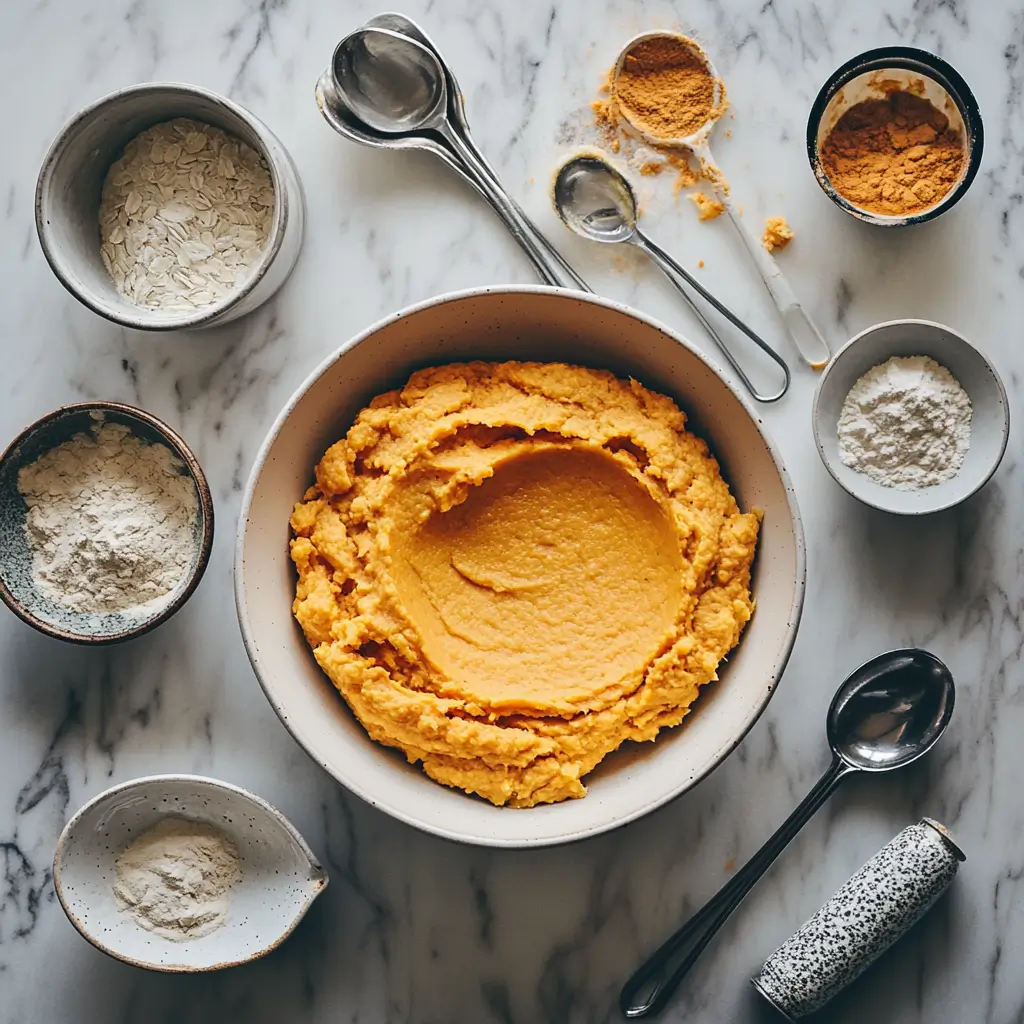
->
[53, 775, 328, 972]
[813, 319, 1009, 515]
[0, 401, 213, 642]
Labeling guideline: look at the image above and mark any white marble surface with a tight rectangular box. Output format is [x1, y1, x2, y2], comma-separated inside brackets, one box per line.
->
[0, 1, 1019, 1021]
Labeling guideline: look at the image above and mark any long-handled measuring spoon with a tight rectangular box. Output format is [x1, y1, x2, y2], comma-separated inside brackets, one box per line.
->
[619, 648, 955, 1018]
[611, 32, 831, 369]
[330, 25, 589, 292]
[553, 154, 789, 403]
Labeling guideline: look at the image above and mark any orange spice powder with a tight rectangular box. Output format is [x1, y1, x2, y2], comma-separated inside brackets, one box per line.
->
[614, 36, 715, 139]
[819, 90, 964, 216]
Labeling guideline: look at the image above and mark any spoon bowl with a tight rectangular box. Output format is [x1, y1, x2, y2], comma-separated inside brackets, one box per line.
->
[611, 31, 725, 148]
[332, 27, 446, 134]
[828, 648, 954, 772]
[552, 154, 638, 244]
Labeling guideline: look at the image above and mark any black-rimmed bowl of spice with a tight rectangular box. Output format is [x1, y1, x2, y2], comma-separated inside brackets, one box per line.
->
[0, 402, 214, 643]
[806, 47, 982, 226]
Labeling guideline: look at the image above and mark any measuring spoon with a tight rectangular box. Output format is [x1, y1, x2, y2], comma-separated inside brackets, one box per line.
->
[620, 648, 955, 1018]
[330, 26, 589, 292]
[553, 154, 789, 403]
[612, 32, 831, 369]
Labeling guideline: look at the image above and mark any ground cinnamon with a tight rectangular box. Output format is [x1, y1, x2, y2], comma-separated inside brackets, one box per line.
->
[614, 36, 716, 139]
[819, 90, 964, 216]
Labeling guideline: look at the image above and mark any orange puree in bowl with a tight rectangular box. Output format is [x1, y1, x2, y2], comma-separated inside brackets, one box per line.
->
[289, 361, 758, 808]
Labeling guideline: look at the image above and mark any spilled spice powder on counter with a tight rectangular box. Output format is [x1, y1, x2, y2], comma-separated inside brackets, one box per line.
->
[690, 192, 724, 220]
[614, 35, 717, 140]
[762, 216, 793, 251]
[819, 90, 964, 216]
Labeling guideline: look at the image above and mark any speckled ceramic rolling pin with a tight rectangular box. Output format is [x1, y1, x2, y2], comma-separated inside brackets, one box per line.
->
[752, 818, 965, 1020]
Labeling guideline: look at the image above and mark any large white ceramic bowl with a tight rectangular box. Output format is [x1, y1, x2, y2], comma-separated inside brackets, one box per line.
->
[236, 287, 805, 847]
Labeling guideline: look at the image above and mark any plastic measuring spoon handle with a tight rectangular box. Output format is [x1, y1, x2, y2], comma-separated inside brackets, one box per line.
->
[633, 230, 790, 403]
[690, 139, 830, 369]
[717, 189, 830, 369]
[438, 124, 591, 292]
[619, 757, 855, 1018]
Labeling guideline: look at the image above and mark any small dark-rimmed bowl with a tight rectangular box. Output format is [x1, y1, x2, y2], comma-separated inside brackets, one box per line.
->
[807, 47, 983, 226]
[0, 401, 214, 644]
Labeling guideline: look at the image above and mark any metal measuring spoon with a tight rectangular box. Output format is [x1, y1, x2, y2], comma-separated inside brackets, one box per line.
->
[620, 648, 955, 1018]
[611, 32, 831, 370]
[315, 70, 484, 196]
[330, 26, 589, 291]
[553, 154, 789, 403]
[363, 12, 583, 287]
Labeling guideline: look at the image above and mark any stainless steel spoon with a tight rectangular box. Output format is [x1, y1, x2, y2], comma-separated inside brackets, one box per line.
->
[620, 648, 955, 1019]
[315, 70, 482, 194]
[553, 154, 789, 403]
[611, 31, 830, 369]
[328, 25, 588, 291]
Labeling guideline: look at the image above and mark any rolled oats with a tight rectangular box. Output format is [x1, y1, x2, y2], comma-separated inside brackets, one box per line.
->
[98, 118, 274, 314]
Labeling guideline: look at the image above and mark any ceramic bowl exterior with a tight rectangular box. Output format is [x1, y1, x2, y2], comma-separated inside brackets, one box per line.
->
[53, 775, 328, 972]
[813, 319, 1009, 515]
[35, 82, 304, 331]
[0, 401, 214, 644]
[235, 286, 806, 848]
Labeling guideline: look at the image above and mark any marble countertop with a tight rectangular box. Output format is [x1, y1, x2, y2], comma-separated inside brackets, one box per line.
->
[1, 0, 1020, 1021]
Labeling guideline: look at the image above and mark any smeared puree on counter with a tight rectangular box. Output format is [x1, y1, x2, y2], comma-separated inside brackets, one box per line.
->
[290, 362, 759, 807]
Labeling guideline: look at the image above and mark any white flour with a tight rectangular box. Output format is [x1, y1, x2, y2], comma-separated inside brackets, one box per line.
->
[17, 420, 199, 615]
[113, 817, 242, 941]
[99, 118, 274, 312]
[837, 355, 972, 490]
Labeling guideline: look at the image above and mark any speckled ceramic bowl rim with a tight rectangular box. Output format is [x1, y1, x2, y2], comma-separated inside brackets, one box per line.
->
[0, 400, 214, 643]
[806, 46, 984, 226]
[52, 773, 328, 973]
[811, 318, 1009, 515]
[234, 284, 808, 848]
[34, 81, 292, 332]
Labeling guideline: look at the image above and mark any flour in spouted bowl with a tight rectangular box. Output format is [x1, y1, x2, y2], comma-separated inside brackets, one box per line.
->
[98, 118, 274, 313]
[114, 817, 242, 941]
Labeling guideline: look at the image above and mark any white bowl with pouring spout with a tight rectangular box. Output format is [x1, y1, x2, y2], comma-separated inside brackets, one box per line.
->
[53, 775, 328, 972]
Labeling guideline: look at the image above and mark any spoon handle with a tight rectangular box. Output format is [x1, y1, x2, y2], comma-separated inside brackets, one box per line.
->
[693, 143, 831, 369]
[449, 129, 592, 293]
[438, 125, 591, 292]
[619, 756, 854, 1018]
[633, 230, 789, 403]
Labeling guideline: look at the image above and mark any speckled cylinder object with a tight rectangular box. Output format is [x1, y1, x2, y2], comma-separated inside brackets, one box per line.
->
[751, 818, 964, 1020]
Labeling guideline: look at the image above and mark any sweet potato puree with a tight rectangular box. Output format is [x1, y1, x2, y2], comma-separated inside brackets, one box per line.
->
[290, 361, 758, 807]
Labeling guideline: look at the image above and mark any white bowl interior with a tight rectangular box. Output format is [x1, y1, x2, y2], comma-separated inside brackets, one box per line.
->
[237, 289, 805, 847]
[815, 67, 969, 222]
[37, 85, 282, 327]
[55, 776, 326, 970]
[814, 320, 1008, 515]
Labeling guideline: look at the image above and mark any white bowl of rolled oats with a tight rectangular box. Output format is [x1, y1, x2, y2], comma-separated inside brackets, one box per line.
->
[35, 83, 304, 331]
